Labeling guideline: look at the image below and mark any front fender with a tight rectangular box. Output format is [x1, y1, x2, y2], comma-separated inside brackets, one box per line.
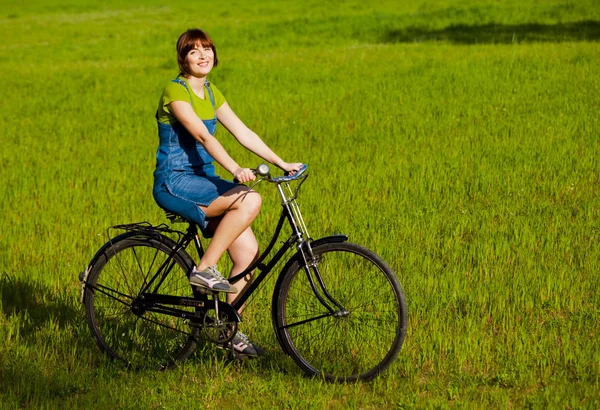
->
[276, 234, 349, 283]
[310, 234, 348, 248]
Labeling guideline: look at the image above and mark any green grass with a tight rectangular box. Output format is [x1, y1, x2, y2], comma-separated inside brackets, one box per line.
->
[1, 0, 600, 408]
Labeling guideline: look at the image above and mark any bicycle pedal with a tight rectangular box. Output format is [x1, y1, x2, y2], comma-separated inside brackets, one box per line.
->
[227, 346, 251, 361]
[216, 342, 241, 356]
[192, 285, 216, 295]
[231, 352, 251, 361]
[215, 341, 232, 350]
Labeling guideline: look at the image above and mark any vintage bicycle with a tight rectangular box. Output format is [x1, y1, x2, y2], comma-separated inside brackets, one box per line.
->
[79, 164, 407, 382]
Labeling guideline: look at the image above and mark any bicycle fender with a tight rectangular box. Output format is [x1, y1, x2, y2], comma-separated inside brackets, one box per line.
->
[310, 234, 348, 248]
[80, 231, 137, 304]
[273, 234, 349, 291]
[271, 234, 348, 354]
[79, 230, 179, 304]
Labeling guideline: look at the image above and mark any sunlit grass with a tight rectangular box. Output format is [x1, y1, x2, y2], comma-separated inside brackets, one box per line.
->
[1, 0, 599, 407]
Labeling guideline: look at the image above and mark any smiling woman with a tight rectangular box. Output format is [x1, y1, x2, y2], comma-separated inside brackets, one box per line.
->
[176, 29, 219, 75]
[152, 28, 302, 358]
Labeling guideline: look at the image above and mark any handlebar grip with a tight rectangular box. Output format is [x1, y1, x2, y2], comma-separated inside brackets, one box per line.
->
[233, 164, 307, 184]
[285, 163, 307, 177]
[234, 166, 265, 184]
[272, 164, 308, 182]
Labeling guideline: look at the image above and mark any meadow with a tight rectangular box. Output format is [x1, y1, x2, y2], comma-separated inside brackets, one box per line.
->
[1, 0, 599, 408]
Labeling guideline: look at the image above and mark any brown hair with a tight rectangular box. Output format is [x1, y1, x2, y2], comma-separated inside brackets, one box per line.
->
[176, 28, 218, 76]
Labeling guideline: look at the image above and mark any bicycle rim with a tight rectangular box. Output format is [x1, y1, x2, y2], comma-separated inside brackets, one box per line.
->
[274, 241, 407, 382]
[85, 234, 199, 369]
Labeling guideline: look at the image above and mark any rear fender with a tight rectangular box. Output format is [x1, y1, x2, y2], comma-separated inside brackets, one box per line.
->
[79, 230, 179, 304]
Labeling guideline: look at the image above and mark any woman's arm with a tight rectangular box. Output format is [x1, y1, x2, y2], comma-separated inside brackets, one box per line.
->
[216, 102, 302, 173]
[169, 101, 255, 182]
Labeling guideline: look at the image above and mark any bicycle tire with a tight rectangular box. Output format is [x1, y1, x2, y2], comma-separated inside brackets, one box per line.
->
[272, 241, 407, 382]
[84, 232, 200, 369]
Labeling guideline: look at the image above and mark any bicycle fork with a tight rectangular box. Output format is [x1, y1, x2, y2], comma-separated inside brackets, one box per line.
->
[277, 182, 348, 319]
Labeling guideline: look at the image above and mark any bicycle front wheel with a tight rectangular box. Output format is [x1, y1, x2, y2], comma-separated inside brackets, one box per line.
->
[272, 241, 407, 382]
[84, 232, 199, 369]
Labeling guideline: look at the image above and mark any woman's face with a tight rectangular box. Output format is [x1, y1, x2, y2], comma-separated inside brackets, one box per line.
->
[184, 44, 214, 77]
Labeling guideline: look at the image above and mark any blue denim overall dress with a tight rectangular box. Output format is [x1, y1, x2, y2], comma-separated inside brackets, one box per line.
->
[153, 79, 238, 231]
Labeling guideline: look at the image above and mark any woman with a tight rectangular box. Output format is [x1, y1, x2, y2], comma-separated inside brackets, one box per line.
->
[153, 28, 302, 357]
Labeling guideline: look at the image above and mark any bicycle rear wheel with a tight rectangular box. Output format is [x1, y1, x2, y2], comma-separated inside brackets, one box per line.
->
[272, 241, 407, 382]
[83, 232, 199, 369]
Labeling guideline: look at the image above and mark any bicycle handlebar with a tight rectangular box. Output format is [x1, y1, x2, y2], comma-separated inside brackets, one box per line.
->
[261, 163, 308, 183]
[234, 164, 308, 184]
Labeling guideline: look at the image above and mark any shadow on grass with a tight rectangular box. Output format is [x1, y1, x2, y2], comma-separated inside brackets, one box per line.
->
[0, 273, 82, 338]
[0, 273, 100, 406]
[383, 20, 600, 44]
[182, 336, 299, 378]
[0, 272, 305, 390]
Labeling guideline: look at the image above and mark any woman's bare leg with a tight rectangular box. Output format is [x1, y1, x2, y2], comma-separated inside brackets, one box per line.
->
[226, 227, 259, 313]
[196, 186, 261, 271]
[200, 199, 263, 354]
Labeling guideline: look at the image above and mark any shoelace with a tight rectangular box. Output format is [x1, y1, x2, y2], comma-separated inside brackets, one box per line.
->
[207, 265, 228, 282]
[235, 331, 251, 345]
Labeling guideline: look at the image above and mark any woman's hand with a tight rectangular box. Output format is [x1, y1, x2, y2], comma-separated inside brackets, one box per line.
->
[280, 162, 304, 175]
[233, 167, 256, 184]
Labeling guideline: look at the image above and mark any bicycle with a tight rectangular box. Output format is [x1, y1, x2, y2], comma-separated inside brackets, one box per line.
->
[79, 164, 407, 382]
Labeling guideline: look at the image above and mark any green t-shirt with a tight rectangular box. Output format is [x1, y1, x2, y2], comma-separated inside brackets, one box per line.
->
[157, 76, 226, 125]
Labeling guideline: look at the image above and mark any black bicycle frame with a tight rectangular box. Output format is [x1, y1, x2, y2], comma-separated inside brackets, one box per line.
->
[123, 204, 295, 317]
[86, 172, 347, 331]
[228, 207, 296, 310]
[135, 206, 337, 317]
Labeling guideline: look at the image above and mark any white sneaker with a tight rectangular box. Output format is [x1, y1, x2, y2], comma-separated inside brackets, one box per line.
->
[231, 331, 265, 357]
[189, 265, 235, 293]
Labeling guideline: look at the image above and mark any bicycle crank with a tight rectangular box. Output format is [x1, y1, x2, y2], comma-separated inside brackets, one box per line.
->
[202, 296, 238, 344]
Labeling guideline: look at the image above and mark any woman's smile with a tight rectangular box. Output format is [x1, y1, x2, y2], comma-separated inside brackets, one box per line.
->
[186, 46, 214, 77]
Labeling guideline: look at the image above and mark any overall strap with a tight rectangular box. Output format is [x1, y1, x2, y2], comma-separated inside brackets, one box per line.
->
[204, 80, 217, 113]
[171, 78, 193, 105]
[156, 78, 191, 120]
[172, 78, 216, 117]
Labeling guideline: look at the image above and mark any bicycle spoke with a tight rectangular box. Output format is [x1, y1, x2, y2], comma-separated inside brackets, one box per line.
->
[281, 312, 334, 329]
[346, 315, 395, 342]
[347, 298, 399, 312]
[287, 319, 332, 345]
[85, 235, 199, 370]
[132, 245, 157, 291]
[92, 283, 135, 305]
[110, 247, 139, 298]
[275, 242, 406, 382]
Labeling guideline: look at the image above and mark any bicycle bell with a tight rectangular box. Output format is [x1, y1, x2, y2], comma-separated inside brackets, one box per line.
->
[256, 163, 270, 177]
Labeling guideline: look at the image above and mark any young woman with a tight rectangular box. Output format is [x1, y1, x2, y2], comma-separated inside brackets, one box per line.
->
[153, 28, 302, 357]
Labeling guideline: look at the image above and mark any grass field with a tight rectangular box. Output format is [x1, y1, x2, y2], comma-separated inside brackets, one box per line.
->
[1, 0, 600, 408]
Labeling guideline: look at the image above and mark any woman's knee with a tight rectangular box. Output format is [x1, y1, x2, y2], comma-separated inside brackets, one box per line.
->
[239, 190, 262, 218]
